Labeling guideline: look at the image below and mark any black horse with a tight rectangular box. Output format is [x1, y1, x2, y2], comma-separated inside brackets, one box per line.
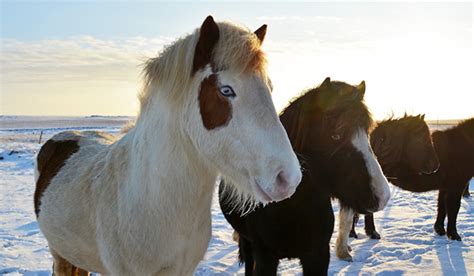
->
[343, 115, 439, 258]
[352, 118, 473, 241]
[219, 77, 390, 275]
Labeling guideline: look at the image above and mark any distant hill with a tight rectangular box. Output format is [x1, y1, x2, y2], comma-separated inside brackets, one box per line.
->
[426, 119, 465, 125]
[0, 116, 134, 130]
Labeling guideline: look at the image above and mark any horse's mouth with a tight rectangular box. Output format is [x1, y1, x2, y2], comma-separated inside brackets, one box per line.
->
[420, 167, 439, 175]
[253, 181, 273, 202]
[417, 161, 441, 175]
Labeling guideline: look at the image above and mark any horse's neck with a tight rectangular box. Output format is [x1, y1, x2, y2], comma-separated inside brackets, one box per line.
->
[119, 112, 217, 216]
[434, 129, 474, 178]
[304, 154, 333, 195]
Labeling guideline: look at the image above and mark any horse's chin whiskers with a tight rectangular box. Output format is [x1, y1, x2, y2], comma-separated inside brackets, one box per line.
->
[220, 180, 258, 216]
[295, 153, 310, 174]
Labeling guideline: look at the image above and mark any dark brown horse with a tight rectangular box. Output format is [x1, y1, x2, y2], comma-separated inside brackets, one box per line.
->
[352, 117, 473, 241]
[219, 78, 390, 274]
[348, 115, 440, 242]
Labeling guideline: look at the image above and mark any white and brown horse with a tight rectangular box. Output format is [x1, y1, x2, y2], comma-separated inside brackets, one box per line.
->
[34, 16, 302, 275]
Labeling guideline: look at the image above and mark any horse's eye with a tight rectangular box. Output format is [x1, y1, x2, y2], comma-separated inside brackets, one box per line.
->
[331, 134, 341, 141]
[219, 85, 236, 97]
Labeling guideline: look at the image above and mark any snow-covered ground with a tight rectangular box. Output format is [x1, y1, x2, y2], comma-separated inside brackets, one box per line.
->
[0, 117, 472, 275]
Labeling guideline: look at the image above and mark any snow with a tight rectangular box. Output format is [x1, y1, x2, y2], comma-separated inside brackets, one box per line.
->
[1, 117, 472, 275]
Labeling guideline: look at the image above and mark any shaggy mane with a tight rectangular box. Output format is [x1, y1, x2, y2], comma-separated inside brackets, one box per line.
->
[280, 80, 373, 152]
[377, 114, 427, 133]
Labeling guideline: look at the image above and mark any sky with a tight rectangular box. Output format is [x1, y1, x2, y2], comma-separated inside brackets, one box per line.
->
[1, 1, 473, 120]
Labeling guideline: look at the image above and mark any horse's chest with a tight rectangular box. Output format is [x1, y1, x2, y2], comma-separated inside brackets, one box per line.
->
[165, 212, 211, 259]
[119, 206, 212, 274]
[256, 196, 334, 257]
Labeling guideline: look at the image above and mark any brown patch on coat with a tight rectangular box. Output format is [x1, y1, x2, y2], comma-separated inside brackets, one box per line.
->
[52, 249, 90, 276]
[192, 15, 220, 74]
[34, 139, 79, 217]
[199, 74, 232, 130]
[71, 266, 90, 276]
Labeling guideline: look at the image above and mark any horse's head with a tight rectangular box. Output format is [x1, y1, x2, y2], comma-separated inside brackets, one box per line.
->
[370, 115, 439, 176]
[281, 77, 390, 214]
[141, 16, 300, 203]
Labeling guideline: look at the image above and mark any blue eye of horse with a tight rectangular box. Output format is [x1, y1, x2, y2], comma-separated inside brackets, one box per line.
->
[219, 85, 236, 97]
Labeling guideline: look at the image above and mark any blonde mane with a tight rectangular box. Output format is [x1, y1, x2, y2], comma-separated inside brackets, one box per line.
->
[138, 21, 267, 113]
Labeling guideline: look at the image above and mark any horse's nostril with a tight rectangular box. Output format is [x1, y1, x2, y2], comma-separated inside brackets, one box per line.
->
[266, 169, 302, 202]
[279, 169, 302, 187]
[275, 170, 296, 195]
[276, 171, 290, 190]
[277, 170, 285, 182]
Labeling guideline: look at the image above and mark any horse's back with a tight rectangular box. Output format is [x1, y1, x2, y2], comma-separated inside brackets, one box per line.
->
[34, 130, 116, 272]
[35, 131, 115, 213]
[35, 129, 116, 217]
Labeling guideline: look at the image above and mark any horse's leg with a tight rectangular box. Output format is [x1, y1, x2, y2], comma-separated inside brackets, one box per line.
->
[446, 187, 463, 241]
[244, 253, 255, 276]
[434, 190, 447, 236]
[349, 214, 359, 238]
[51, 251, 74, 276]
[253, 245, 279, 275]
[364, 214, 380, 239]
[463, 182, 470, 198]
[51, 250, 90, 276]
[300, 245, 330, 276]
[71, 267, 90, 276]
[336, 208, 354, 261]
[238, 236, 255, 276]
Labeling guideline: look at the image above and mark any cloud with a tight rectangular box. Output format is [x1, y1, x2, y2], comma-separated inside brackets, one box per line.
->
[1, 26, 472, 119]
[1, 36, 175, 83]
[256, 15, 342, 23]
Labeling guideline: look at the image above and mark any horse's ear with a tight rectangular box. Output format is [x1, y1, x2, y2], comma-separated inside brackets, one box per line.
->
[357, 81, 365, 98]
[321, 77, 331, 88]
[317, 77, 334, 110]
[254, 24, 267, 43]
[420, 114, 425, 120]
[355, 81, 365, 101]
[193, 15, 220, 74]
